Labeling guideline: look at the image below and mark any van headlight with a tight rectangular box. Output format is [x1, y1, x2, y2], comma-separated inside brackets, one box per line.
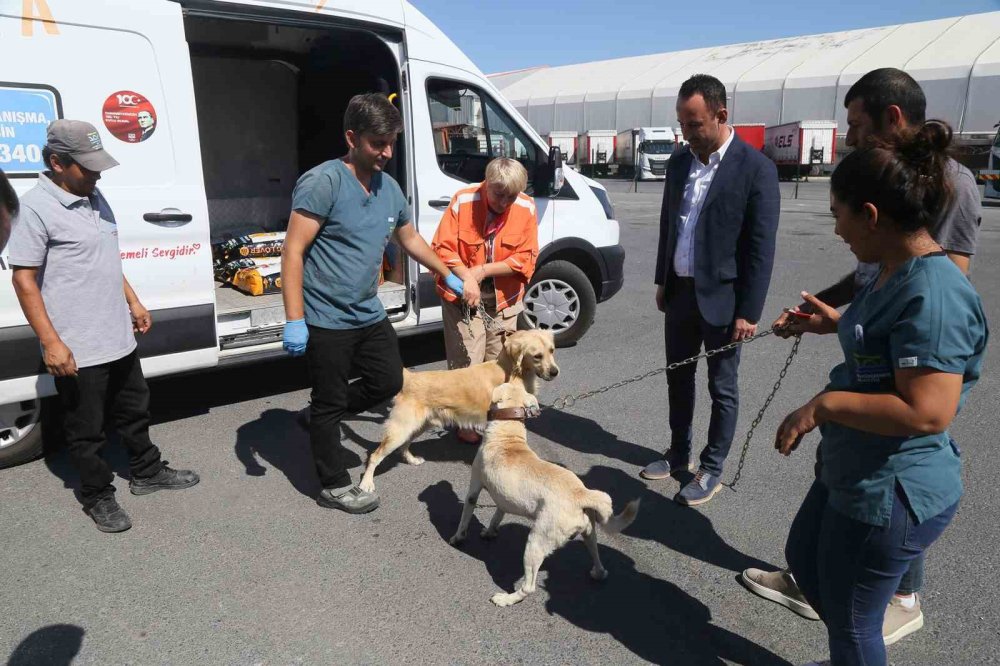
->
[590, 186, 615, 220]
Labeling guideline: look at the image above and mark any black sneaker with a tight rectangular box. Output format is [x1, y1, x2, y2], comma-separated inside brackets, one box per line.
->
[87, 496, 132, 533]
[316, 485, 379, 514]
[130, 463, 200, 496]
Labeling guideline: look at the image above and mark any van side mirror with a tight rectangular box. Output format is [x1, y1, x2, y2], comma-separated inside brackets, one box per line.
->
[534, 146, 564, 197]
[550, 145, 565, 193]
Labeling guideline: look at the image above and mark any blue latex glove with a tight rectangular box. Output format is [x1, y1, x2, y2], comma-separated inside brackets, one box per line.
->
[283, 318, 309, 356]
[444, 272, 464, 296]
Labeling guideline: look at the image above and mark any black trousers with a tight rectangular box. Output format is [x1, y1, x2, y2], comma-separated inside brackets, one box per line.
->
[664, 278, 742, 476]
[306, 318, 404, 489]
[53, 350, 163, 508]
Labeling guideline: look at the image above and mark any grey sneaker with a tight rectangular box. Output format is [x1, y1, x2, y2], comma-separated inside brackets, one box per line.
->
[640, 448, 693, 480]
[740, 568, 820, 621]
[317, 485, 380, 514]
[883, 594, 923, 645]
[674, 469, 723, 506]
[87, 496, 132, 533]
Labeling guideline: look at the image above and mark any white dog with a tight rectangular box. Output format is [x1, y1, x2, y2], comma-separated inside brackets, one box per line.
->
[450, 381, 639, 607]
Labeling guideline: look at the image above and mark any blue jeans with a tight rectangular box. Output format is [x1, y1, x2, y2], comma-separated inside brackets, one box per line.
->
[897, 553, 924, 595]
[663, 279, 741, 477]
[785, 480, 957, 666]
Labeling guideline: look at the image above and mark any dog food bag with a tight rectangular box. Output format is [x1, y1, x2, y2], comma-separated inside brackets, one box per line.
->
[231, 261, 282, 296]
[215, 257, 264, 283]
[213, 232, 286, 263]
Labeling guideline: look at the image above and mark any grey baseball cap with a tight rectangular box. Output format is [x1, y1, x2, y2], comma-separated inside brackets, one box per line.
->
[46, 120, 119, 172]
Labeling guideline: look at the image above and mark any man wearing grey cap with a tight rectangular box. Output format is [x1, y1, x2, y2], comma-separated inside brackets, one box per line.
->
[7, 120, 199, 533]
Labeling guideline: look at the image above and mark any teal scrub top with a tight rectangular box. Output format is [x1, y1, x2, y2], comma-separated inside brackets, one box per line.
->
[292, 159, 410, 330]
[819, 253, 988, 527]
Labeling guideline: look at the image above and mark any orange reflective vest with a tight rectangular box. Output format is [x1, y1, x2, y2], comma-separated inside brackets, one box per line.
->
[432, 182, 539, 311]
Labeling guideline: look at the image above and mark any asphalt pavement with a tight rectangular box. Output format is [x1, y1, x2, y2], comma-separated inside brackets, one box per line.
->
[2, 179, 997, 665]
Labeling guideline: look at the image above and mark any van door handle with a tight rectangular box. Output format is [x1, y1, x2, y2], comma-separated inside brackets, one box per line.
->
[428, 198, 451, 209]
[143, 210, 193, 227]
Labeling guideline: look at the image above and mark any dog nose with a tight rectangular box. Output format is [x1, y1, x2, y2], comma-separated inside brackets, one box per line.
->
[550, 366, 559, 377]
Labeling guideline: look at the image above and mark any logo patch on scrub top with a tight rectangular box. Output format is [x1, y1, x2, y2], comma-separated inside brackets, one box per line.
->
[898, 357, 919, 368]
[853, 352, 892, 384]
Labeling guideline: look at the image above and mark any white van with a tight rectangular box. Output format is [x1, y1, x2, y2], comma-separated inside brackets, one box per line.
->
[0, 0, 624, 467]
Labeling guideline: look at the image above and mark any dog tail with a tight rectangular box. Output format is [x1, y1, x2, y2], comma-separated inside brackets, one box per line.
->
[600, 499, 640, 534]
[580, 491, 640, 535]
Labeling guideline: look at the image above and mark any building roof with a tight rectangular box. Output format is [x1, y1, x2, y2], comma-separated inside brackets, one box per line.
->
[489, 12, 1000, 136]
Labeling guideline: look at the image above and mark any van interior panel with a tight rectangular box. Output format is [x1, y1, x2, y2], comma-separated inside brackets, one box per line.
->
[182, 14, 409, 340]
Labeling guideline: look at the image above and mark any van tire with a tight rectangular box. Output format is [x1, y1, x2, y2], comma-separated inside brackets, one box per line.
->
[519, 260, 596, 348]
[0, 399, 45, 469]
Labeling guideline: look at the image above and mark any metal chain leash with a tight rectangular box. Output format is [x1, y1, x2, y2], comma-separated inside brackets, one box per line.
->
[541, 325, 803, 491]
[724, 334, 800, 490]
[462, 301, 506, 336]
[546, 326, 785, 411]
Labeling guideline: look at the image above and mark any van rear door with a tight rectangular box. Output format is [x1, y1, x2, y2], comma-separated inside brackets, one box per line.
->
[0, 0, 218, 410]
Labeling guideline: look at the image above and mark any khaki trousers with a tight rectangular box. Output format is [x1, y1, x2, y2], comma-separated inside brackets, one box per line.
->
[441, 292, 522, 369]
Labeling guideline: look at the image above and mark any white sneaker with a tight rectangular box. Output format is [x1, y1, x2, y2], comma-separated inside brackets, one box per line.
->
[740, 568, 821, 621]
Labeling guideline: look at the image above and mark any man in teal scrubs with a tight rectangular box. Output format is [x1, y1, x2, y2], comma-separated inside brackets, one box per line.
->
[281, 93, 464, 514]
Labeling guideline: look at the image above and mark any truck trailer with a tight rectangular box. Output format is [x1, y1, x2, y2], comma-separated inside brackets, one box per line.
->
[764, 120, 837, 179]
[577, 130, 617, 177]
[547, 131, 578, 166]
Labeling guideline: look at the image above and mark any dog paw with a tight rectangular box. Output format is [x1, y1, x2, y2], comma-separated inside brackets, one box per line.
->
[490, 591, 523, 607]
[358, 478, 375, 493]
[589, 567, 608, 581]
[403, 454, 425, 466]
[448, 533, 466, 546]
[480, 528, 498, 540]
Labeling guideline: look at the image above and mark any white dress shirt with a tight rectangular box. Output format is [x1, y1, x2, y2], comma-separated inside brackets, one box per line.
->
[673, 127, 735, 277]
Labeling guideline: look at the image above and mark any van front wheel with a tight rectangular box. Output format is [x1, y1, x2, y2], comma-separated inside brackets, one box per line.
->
[520, 260, 596, 347]
[0, 399, 44, 469]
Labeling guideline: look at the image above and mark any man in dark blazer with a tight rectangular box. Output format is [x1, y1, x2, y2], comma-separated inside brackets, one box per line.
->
[643, 74, 780, 506]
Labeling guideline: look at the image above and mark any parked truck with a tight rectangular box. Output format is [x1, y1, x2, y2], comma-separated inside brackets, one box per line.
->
[577, 130, 617, 177]
[764, 120, 838, 179]
[547, 131, 578, 166]
[616, 127, 675, 180]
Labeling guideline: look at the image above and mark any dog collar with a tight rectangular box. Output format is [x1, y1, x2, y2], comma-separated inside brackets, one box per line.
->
[487, 407, 533, 421]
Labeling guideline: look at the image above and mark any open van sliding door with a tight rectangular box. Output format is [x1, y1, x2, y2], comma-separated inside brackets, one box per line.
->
[406, 60, 555, 326]
[0, 0, 217, 466]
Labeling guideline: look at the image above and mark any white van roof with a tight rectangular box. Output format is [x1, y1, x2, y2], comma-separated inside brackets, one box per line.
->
[207, 0, 481, 78]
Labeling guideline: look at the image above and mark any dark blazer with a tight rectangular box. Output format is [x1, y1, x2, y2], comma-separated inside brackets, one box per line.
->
[654, 133, 780, 327]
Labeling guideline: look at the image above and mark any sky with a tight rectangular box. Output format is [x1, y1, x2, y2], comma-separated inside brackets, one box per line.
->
[410, 0, 1000, 74]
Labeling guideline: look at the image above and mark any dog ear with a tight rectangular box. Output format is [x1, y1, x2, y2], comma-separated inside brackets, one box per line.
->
[505, 337, 526, 374]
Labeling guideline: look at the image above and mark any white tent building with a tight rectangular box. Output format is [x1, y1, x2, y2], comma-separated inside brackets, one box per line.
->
[490, 12, 1000, 161]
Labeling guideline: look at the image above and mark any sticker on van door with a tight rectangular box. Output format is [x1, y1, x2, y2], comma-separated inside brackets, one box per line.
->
[102, 91, 157, 143]
[0, 83, 62, 176]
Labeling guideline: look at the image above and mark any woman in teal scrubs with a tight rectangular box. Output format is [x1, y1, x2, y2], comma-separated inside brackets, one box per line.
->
[775, 122, 989, 666]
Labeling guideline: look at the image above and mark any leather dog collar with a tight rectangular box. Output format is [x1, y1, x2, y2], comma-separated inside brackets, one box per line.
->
[487, 407, 532, 421]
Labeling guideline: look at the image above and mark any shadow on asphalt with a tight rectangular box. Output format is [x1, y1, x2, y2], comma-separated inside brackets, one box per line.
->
[145, 331, 448, 427]
[7, 623, 84, 666]
[231, 404, 479, 498]
[528, 413, 779, 574]
[528, 406, 662, 468]
[418, 479, 790, 666]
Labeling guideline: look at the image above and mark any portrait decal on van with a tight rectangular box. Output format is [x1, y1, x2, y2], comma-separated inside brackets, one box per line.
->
[102, 90, 157, 143]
